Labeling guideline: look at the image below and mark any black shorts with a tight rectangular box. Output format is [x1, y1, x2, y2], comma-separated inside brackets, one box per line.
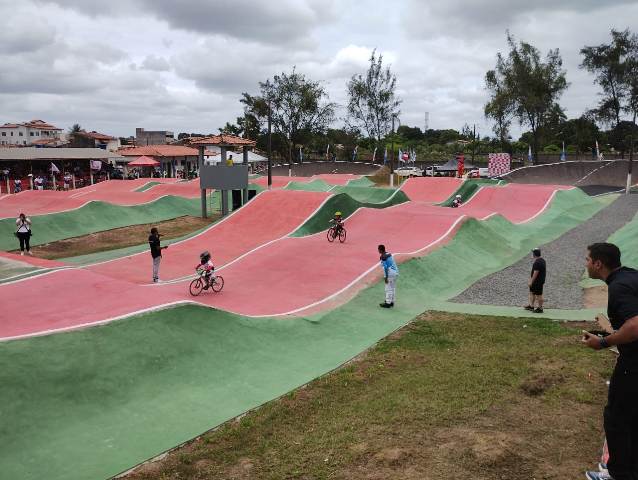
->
[529, 283, 544, 295]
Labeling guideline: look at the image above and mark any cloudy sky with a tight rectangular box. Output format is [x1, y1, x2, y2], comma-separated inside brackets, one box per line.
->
[1, 0, 637, 139]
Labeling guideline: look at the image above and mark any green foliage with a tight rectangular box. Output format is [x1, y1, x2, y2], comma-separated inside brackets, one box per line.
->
[485, 33, 568, 163]
[346, 49, 401, 144]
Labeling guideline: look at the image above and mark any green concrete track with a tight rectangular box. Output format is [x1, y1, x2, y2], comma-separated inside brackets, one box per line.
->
[133, 182, 162, 192]
[284, 179, 333, 192]
[0, 196, 202, 251]
[608, 205, 638, 266]
[0, 186, 609, 480]
[345, 176, 375, 187]
[290, 190, 409, 237]
[438, 179, 504, 207]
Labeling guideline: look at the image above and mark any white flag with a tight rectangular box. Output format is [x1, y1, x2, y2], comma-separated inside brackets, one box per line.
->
[50, 162, 60, 173]
[372, 147, 377, 163]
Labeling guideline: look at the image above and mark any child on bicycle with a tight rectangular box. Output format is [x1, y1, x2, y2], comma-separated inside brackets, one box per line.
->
[198, 250, 216, 289]
[329, 211, 344, 233]
[451, 194, 462, 208]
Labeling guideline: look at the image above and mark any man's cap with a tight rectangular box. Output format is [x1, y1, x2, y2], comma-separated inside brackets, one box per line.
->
[532, 248, 541, 256]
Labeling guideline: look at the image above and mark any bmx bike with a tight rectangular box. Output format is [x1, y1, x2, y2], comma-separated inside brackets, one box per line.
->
[189, 267, 224, 296]
[327, 225, 347, 243]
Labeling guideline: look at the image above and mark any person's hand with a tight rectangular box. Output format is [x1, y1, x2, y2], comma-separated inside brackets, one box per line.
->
[582, 331, 604, 350]
[162, 246, 168, 250]
[528, 281, 532, 287]
[384, 277, 388, 284]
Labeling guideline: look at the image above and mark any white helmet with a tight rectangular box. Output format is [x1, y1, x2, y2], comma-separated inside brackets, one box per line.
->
[456, 194, 461, 199]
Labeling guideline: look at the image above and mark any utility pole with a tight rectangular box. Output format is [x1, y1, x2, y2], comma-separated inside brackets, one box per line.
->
[267, 100, 272, 189]
[471, 124, 476, 163]
[627, 134, 634, 195]
[390, 115, 396, 187]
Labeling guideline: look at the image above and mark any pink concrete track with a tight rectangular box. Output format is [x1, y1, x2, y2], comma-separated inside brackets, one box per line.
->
[0, 179, 200, 219]
[399, 177, 463, 202]
[0, 183, 566, 340]
[86, 190, 330, 284]
[461, 183, 571, 224]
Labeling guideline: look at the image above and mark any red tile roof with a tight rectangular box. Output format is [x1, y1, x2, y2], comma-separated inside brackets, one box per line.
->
[189, 134, 256, 147]
[117, 145, 199, 157]
[77, 130, 115, 141]
[0, 123, 20, 129]
[0, 120, 62, 130]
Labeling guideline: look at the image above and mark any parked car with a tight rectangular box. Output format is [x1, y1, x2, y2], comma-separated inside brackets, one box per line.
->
[469, 167, 490, 178]
[394, 166, 424, 177]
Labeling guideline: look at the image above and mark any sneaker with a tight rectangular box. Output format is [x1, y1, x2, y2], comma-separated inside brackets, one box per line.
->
[20, 251, 24, 256]
[153, 278, 158, 283]
[524, 305, 534, 311]
[389, 302, 394, 307]
[534, 307, 544, 313]
[598, 462, 608, 473]
[27, 251, 33, 256]
[379, 302, 392, 308]
[585, 470, 612, 480]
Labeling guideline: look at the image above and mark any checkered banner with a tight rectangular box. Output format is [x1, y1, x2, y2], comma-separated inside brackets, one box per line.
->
[488, 153, 511, 177]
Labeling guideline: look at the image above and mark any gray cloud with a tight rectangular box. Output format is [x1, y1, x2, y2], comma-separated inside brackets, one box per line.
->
[34, 0, 335, 45]
[141, 55, 171, 72]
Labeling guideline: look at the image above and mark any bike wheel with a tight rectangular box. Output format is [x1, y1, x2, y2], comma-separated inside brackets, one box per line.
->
[211, 275, 224, 292]
[338, 228, 347, 243]
[327, 227, 336, 242]
[189, 278, 204, 296]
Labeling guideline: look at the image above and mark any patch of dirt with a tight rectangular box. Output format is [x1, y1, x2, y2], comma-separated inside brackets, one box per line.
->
[225, 457, 254, 479]
[584, 285, 608, 309]
[520, 372, 566, 396]
[23, 215, 217, 260]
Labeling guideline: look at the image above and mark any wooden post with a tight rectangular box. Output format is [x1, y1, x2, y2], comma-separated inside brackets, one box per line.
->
[242, 146, 249, 205]
[89, 159, 94, 185]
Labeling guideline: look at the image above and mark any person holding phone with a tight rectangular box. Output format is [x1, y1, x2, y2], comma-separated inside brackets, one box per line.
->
[582, 243, 638, 480]
[15, 213, 32, 255]
[148, 227, 168, 283]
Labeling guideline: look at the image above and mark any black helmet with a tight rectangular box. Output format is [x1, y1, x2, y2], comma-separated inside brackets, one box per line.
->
[200, 251, 211, 262]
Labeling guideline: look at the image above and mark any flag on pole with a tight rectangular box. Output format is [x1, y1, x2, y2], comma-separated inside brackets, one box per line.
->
[299, 146, 303, 162]
[398, 149, 403, 164]
[50, 162, 60, 173]
[326, 144, 330, 159]
[528, 145, 533, 164]
[560, 141, 566, 162]
[596, 140, 602, 160]
[383, 147, 388, 165]
[352, 145, 358, 161]
[372, 147, 377, 163]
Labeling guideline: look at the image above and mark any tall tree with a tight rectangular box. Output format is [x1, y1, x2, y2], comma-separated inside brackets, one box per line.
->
[69, 123, 82, 133]
[241, 68, 335, 163]
[486, 34, 568, 163]
[484, 62, 513, 151]
[346, 49, 401, 145]
[580, 29, 636, 130]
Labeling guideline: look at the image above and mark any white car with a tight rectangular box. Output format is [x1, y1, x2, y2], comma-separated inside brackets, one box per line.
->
[394, 166, 423, 177]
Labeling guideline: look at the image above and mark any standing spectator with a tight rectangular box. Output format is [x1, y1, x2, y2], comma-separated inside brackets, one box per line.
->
[15, 213, 32, 256]
[524, 248, 546, 313]
[582, 243, 638, 480]
[14, 178, 22, 193]
[34, 175, 44, 190]
[148, 227, 168, 283]
[226, 154, 234, 166]
[378, 244, 399, 308]
[63, 173, 72, 191]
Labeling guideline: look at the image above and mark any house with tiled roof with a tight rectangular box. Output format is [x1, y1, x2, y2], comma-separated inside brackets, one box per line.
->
[117, 145, 199, 177]
[0, 120, 63, 146]
[69, 130, 121, 152]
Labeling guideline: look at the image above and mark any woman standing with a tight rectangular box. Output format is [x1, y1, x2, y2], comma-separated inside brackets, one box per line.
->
[15, 213, 32, 256]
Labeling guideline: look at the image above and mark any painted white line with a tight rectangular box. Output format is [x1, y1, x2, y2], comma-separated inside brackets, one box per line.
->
[0, 266, 75, 286]
[69, 189, 97, 198]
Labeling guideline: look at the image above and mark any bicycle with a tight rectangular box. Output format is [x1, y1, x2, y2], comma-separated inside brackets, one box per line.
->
[327, 224, 347, 243]
[189, 267, 224, 296]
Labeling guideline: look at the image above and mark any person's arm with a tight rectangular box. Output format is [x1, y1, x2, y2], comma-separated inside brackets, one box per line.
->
[529, 270, 539, 286]
[583, 315, 638, 350]
[25, 217, 31, 225]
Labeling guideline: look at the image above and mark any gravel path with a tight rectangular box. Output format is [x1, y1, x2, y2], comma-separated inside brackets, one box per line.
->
[451, 194, 638, 309]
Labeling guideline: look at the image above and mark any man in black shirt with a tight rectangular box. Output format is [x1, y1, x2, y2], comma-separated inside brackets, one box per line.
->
[583, 243, 638, 480]
[525, 248, 546, 313]
[148, 227, 167, 283]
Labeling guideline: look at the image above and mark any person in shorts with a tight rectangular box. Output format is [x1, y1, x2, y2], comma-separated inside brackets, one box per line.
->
[524, 248, 546, 313]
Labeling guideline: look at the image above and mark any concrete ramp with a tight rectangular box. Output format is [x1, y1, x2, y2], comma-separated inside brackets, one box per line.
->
[503, 160, 632, 188]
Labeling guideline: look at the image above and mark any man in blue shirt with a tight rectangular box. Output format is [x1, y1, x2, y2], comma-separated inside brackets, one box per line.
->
[378, 244, 399, 308]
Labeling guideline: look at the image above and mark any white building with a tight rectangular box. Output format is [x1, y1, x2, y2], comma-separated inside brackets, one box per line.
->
[0, 120, 63, 146]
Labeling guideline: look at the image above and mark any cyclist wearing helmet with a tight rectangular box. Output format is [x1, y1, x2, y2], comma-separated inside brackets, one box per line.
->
[451, 194, 462, 208]
[329, 211, 344, 234]
[198, 250, 216, 289]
